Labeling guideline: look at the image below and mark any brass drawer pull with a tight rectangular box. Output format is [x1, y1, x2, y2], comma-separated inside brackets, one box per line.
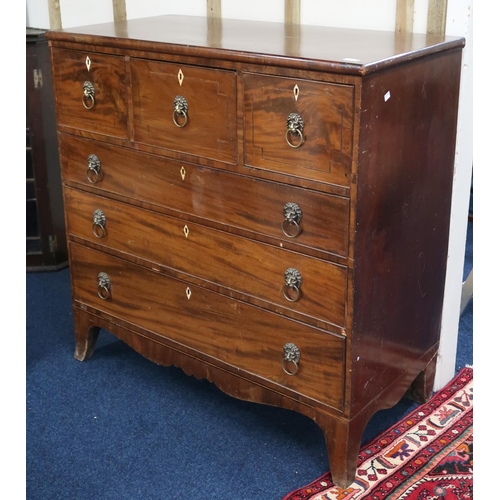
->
[82, 81, 95, 109]
[97, 272, 111, 300]
[173, 95, 189, 128]
[92, 209, 106, 238]
[282, 268, 302, 302]
[281, 202, 303, 238]
[282, 342, 301, 376]
[285, 113, 304, 148]
[87, 154, 101, 183]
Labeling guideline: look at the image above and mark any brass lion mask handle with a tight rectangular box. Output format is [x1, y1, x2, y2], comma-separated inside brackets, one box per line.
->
[173, 95, 189, 127]
[82, 81, 95, 110]
[286, 112, 305, 148]
[282, 268, 303, 302]
[97, 272, 111, 300]
[86, 154, 101, 184]
[92, 209, 107, 238]
[282, 342, 301, 376]
[281, 202, 303, 238]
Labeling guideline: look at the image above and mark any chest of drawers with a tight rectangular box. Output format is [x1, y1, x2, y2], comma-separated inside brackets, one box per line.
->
[47, 16, 464, 487]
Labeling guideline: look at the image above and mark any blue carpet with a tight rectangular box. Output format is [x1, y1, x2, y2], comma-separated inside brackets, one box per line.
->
[26, 222, 472, 499]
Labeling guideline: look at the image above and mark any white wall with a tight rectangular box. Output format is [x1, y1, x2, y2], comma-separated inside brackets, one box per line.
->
[26, 0, 50, 28]
[60, 1, 114, 28]
[126, 1, 206, 23]
[27, 0, 465, 32]
[25, 0, 473, 390]
[434, 0, 473, 389]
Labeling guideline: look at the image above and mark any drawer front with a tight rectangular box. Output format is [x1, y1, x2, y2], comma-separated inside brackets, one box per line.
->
[59, 134, 350, 257]
[70, 243, 345, 409]
[51, 48, 128, 139]
[65, 188, 347, 327]
[131, 59, 237, 163]
[244, 73, 354, 186]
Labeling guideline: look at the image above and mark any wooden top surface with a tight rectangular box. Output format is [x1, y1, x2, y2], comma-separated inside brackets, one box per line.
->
[46, 15, 465, 75]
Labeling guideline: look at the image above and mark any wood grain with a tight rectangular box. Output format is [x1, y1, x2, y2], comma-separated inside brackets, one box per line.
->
[48, 15, 465, 488]
[51, 48, 128, 139]
[351, 49, 462, 416]
[65, 187, 347, 328]
[58, 133, 350, 260]
[70, 242, 346, 409]
[131, 58, 237, 164]
[244, 73, 353, 186]
[46, 15, 464, 76]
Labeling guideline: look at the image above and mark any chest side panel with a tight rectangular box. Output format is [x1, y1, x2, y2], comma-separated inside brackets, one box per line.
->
[349, 49, 463, 415]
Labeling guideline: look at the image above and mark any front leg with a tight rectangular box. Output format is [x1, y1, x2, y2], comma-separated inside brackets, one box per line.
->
[315, 411, 364, 488]
[73, 307, 101, 361]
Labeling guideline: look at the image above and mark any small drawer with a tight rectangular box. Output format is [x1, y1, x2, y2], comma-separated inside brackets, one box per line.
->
[131, 59, 237, 164]
[70, 243, 345, 409]
[65, 188, 347, 327]
[59, 134, 350, 257]
[51, 48, 128, 139]
[244, 73, 354, 186]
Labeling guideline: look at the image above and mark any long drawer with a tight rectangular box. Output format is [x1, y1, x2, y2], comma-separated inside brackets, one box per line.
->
[59, 133, 350, 258]
[70, 243, 346, 409]
[65, 188, 347, 328]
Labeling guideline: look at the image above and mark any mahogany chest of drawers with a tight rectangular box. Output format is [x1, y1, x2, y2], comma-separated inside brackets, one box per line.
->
[47, 16, 464, 487]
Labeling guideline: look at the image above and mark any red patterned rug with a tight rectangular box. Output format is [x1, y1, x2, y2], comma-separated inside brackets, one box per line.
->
[283, 367, 473, 500]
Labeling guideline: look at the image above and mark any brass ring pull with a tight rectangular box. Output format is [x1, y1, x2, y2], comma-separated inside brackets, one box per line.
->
[282, 284, 301, 302]
[281, 219, 301, 238]
[281, 202, 303, 238]
[82, 81, 95, 110]
[173, 95, 189, 128]
[97, 272, 111, 300]
[282, 342, 301, 376]
[86, 154, 101, 184]
[285, 113, 305, 148]
[281, 268, 303, 302]
[92, 209, 106, 238]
